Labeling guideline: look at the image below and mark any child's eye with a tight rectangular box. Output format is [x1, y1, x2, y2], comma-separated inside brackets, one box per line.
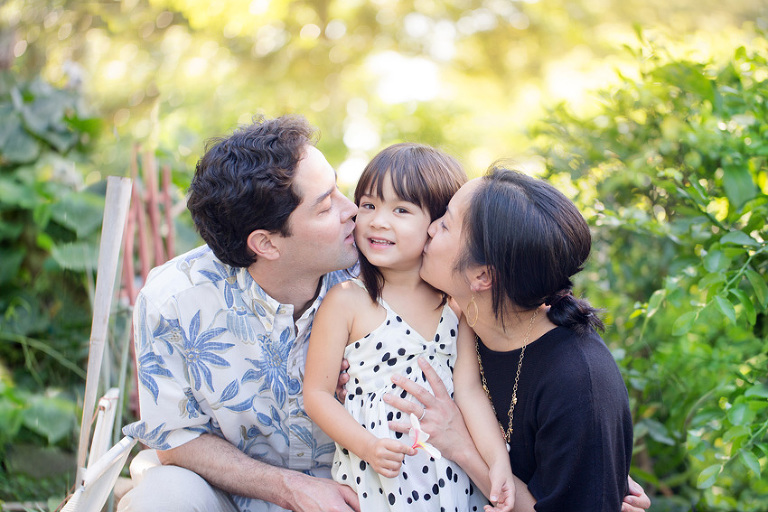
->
[360, 203, 374, 210]
[394, 207, 410, 214]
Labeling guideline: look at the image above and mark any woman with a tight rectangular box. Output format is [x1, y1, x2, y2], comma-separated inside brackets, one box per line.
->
[383, 167, 650, 511]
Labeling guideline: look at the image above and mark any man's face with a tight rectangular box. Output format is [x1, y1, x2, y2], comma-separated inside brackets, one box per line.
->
[276, 145, 358, 276]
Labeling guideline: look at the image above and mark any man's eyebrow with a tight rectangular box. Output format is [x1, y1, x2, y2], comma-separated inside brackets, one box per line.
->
[312, 186, 335, 208]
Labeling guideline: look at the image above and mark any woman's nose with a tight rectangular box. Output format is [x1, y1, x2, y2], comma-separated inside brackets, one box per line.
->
[427, 219, 437, 237]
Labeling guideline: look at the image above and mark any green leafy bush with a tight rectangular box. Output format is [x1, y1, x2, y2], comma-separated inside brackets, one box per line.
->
[0, 71, 104, 500]
[532, 31, 768, 511]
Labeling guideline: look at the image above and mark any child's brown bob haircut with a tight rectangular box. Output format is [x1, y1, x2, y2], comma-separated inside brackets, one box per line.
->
[353, 142, 467, 303]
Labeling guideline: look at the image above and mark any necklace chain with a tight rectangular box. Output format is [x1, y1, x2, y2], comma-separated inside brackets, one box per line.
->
[476, 308, 539, 444]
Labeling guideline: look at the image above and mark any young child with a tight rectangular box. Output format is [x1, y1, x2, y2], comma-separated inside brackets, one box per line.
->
[304, 143, 515, 512]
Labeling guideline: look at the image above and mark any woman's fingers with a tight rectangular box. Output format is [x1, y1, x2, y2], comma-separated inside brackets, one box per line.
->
[417, 357, 452, 399]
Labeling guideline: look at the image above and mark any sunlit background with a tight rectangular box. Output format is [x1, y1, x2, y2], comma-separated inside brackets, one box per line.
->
[4, 0, 765, 188]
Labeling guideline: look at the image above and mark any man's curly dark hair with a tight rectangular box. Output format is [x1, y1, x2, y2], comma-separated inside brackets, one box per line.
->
[187, 115, 317, 267]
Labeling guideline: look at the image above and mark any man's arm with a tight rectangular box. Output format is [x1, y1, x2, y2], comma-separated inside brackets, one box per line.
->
[158, 434, 360, 512]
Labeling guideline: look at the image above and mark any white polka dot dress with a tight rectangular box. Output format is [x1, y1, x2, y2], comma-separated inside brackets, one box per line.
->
[331, 280, 488, 512]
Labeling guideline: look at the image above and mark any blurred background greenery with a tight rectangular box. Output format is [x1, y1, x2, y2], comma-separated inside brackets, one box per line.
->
[1, 0, 767, 510]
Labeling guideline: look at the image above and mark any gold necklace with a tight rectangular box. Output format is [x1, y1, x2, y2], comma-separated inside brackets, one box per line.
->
[476, 308, 539, 444]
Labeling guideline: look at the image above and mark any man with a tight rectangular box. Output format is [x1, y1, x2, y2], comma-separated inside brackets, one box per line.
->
[120, 115, 360, 512]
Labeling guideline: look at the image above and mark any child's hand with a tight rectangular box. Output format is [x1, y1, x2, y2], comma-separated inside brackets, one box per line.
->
[365, 437, 415, 479]
[484, 461, 516, 512]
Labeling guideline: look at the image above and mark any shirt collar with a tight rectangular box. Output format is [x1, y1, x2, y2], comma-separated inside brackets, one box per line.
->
[238, 267, 334, 332]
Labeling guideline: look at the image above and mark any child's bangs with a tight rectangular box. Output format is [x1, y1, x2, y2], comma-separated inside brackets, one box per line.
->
[355, 152, 427, 209]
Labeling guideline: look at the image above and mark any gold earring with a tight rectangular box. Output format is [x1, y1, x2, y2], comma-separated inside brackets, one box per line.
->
[467, 296, 479, 328]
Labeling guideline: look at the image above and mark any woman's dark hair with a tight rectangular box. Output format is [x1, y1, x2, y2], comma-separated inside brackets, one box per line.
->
[461, 166, 603, 334]
[354, 143, 467, 303]
[187, 115, 316, 267]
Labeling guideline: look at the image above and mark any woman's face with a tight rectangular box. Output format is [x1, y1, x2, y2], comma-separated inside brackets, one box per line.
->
[420, 178, 481, 298]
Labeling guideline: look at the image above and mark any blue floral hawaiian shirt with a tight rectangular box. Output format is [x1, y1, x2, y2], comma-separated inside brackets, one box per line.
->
[123, 245, 352, 512]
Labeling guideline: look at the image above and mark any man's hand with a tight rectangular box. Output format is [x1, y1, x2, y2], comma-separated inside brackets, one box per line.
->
[335, 358, 350, 403]
[621, 476, 651, 512]
[286, 473, 360, 512]
[158, 434, 361, 512]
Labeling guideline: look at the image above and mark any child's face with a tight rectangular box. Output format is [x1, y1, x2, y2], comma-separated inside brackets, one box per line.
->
[355, 177, 432, 273]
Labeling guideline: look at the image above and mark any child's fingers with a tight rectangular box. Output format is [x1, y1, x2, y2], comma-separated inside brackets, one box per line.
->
[381, 438, 412, 453]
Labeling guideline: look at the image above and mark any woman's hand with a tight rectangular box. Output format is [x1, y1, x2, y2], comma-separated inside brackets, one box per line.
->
[621, 476, 651, 512]
[335, 358, 350, 403]
[383, 357, 472, 461]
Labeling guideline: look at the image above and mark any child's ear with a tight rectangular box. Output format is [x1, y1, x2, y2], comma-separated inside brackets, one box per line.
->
[247, 230, 280, 261]
[469, 266, 493, 293]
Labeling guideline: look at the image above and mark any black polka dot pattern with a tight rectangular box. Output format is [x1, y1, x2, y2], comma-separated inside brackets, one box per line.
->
[328, 280, 489, 510]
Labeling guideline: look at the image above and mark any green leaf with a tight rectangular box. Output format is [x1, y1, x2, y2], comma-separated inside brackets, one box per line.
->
[704, 250, 728, 273]
[699, 272, 726, 290]
[730, 288, 756, 325]
[0, 396, 24, 444]
[643, 418, 676, 446]
[745, 269, 768, 307]
[49, 191, 105, 238]
[720, 231, 759, 247]
[714, 295, 737, 324]
[646, 289, 666, 319]
[740, 450, 761, 477]
[0, 249, 25, 285]
[697, 464, 721, 489]
[722, 164, 757, 209]
[50, 242, 99, 272]
[727, 402, 755, 426]
[722, 425, 750, 443]
[0, 117, 41, 164]
[21, 395, 78, 445]
[672, 311, 698, 335]
[745, 383, 768, 398]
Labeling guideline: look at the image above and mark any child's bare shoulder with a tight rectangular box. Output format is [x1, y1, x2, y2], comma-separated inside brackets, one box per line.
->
[325, 279, 373, 306]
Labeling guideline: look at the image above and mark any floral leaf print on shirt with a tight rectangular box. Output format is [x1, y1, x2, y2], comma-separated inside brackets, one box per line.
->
[179, 388, 203, 419]
[175, 310, 233, 392]
[242, 327, 300, 408]
[227, 306, 257, 343]
[152, 315, 183, 355]
[198, 260, 240, 308]
[291, 423, 336, 466]
[123, 421, 172, 451]
[134, 298, 173, 403]
[137, 351, 173, 404]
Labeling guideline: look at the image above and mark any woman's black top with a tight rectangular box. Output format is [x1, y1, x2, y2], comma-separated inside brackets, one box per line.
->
[477, 326, 632, 512]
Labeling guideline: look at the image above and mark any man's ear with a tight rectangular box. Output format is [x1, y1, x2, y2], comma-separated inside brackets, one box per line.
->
[247, 230, 281, 261]
[469, 265, 493, 293]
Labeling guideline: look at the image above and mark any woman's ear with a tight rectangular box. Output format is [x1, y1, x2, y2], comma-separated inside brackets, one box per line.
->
[247, 230, 280, 261]
[469, 265, 493, 293]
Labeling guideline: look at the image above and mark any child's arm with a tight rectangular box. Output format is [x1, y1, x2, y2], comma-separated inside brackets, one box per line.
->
[453, 317, 516, 512]
[304, 283, 414, 479]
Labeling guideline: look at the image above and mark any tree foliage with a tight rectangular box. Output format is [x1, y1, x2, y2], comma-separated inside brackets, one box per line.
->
[532, 32, 768, 511]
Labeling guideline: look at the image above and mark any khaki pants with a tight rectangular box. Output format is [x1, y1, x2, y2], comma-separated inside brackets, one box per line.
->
[117, 450, 239, 512]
